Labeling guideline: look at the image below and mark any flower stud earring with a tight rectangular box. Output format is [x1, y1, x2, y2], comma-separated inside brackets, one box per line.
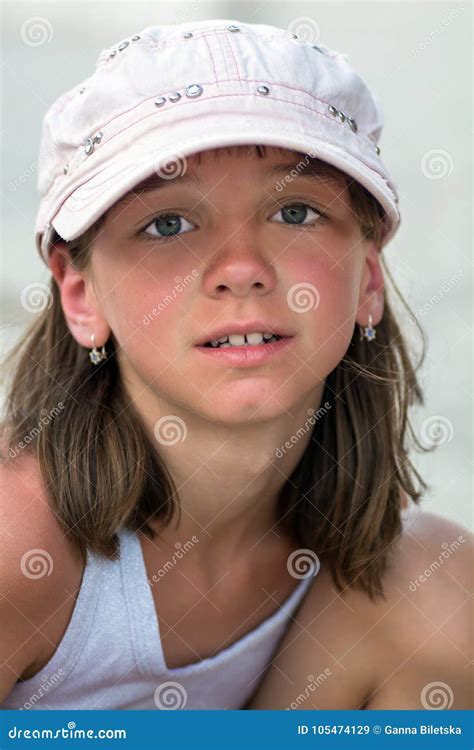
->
[89, 333, 107, 364]
[359, 313, 376, 342]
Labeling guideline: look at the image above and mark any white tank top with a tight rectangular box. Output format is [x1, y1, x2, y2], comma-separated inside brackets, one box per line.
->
[1, 527, 315, 710]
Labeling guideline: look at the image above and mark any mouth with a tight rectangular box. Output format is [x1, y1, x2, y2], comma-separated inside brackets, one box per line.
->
[199, 332, 285, 349]
[194, 332, 295, 367]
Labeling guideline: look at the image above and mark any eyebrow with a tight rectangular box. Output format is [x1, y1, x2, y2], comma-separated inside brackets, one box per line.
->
[117, 161, 347, 205]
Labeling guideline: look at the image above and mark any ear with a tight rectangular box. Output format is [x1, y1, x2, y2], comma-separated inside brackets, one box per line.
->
[355, 242, 385, 327]
[49, 241, 110, 349]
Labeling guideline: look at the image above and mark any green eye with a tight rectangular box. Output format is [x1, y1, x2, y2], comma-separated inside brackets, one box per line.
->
[139, 202, 326, 244]
[271, 203, 325, 225]
[141, 213, 196, 241]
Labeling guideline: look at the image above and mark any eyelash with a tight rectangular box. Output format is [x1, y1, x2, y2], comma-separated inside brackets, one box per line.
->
[137, 202, 328, 244]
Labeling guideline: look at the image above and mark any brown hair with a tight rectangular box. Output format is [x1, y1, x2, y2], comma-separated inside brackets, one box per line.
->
[0, 145, 432, 601]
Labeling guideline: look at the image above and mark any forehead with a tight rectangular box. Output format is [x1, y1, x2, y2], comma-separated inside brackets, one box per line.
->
[105, 144, 352, 222]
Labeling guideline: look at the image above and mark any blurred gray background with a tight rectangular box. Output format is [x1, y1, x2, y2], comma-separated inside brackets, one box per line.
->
[1, 1, 472, 528]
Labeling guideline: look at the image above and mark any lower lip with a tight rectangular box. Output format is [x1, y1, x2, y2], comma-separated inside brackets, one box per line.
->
[194, 337, 295, 367]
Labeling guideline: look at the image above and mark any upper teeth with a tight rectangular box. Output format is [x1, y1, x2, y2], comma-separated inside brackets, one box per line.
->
[208, 332, 279, 347]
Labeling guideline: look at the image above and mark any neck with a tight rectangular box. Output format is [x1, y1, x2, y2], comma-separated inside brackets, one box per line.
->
[128, 385, 326, 566]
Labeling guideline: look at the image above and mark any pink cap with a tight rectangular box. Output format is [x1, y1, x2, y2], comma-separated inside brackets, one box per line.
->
[35, 18, 401, 266]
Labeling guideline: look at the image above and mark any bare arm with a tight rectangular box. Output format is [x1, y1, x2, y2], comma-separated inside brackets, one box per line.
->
[0, 456, 81, 703]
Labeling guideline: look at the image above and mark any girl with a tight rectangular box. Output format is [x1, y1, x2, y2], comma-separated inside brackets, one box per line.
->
[1, 19, 471, 711]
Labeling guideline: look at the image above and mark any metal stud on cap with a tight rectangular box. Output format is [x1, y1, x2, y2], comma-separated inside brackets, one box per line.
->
[183, 32, 193, 39]
[337, 111, 346, 122]
[185, 84, 203, 98]
[375, 145, 381, 155]
[131, 35, 140, 41]
[154, 96, 166, 107]
[169, 92, 181, 102]
[227, 25, 240, 32]
[84, 131, 103, 156]
[118, 41, 129, 51]
[347, 117, 358, 132]
[84, 138, 94, 155]
[328, 105, 338, 116]
[257, 85, 270, 95]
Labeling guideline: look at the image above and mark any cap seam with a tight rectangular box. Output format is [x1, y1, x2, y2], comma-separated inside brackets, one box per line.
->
[142, 27, 305, 51]
[57, 81, 374, 183]
[203, 34, 218, 84]
[42, 89, 377, 209]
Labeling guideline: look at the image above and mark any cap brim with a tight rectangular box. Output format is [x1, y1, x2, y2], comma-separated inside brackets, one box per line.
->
[40, 125, 400, 263]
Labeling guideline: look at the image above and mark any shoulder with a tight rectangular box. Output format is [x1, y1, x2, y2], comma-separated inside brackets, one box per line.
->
[0, 452, 84, 698]
[247, 508, 472, 709]
[363, 508, 473, 708]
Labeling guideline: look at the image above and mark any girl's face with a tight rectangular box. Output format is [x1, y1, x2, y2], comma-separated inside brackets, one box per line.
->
[83, 146, 381, 424]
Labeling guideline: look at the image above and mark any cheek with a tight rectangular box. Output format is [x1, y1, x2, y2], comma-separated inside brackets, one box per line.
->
[100, 267, 187, 358]
[286, 252, 361, 367]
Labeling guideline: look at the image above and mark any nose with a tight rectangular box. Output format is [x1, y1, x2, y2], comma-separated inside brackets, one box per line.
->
[201, 239, 277, 299]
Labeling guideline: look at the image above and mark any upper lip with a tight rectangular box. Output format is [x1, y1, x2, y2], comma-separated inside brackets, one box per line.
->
[194, 320, 295, 346]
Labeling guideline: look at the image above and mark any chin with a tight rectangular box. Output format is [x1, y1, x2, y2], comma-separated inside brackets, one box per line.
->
[200, 390, 292, 425]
